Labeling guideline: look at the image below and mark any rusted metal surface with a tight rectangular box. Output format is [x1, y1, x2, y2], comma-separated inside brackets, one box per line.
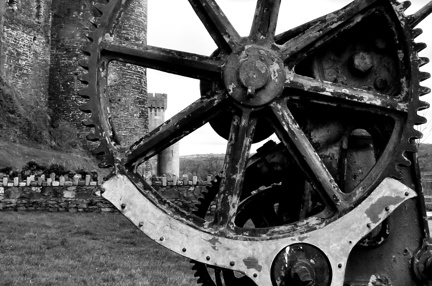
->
[79, 0, 432, 285]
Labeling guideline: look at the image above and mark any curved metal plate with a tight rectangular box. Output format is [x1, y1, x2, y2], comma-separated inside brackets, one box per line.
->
[102, 176, 416, 286]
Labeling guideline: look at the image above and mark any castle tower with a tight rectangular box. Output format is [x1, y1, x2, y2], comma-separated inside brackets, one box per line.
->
[49, 0, 148, 146]
[0, 0, 52, 110]
[148, 93, 180, 177]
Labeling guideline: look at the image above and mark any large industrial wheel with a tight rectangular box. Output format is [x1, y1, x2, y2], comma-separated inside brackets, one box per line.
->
[79, 0, 432, 285]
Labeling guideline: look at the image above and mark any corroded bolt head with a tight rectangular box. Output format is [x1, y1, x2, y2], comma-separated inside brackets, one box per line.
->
[290, 263, 315, 286]
[238, 60, 270, 96]
[374, 77, 388, 91]
[351, 52, 373, 75]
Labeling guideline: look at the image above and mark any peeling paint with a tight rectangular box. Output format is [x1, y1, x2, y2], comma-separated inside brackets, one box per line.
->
[243, 256, 263, 272]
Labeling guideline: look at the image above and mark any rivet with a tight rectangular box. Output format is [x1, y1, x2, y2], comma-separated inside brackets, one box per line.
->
[374, 77, 388, 91]
[253, 273, 258, 278]
[138, 222, 144, 227]
[121, 203, 126, 209]
[206, 256, 210, 261]
[160, 237, 165, 242]
[182, 248, 186, 252]
[338, 263, 343, 268]
[230, 261, 235, 266]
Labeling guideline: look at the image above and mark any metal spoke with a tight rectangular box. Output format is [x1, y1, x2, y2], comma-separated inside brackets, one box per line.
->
[188, 0, 241, 53]
[215, 110, 257, 228]
[285, 73, 408, 113]
[101, 43, 222, 80]
[280, 0, 376, 63]
[249, 0, 281, 42]
[125, 93, 228, 168]
[269, 100, 348, 211]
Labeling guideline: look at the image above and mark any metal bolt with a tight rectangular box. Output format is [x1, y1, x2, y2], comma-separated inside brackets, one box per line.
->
[374, 77, 388, 91]
[375, 38, 387, 50]
[350, 52, 373, 75]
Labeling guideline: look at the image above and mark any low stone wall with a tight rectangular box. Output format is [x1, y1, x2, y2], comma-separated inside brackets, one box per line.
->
[0, 184, 214, 214]
[0, 185, 115, 212]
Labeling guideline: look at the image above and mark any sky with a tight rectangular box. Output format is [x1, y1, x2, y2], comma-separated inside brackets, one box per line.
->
[145, 0, 432, 155]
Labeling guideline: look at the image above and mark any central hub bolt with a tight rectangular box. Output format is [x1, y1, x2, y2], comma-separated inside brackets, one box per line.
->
[350, 51, 373, 76]
[238, 60, 270, 96]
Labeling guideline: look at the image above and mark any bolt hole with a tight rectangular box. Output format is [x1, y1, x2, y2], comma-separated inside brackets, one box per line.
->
[206, 256, 210, 261]
[338, 263, 343, 268]
[253, 273, 258, 278]
[182, 248, 186, 252]
[120, 203, 126, 209]
[385, 206, 390, 211]
[230, 261, 235, 266]
[367, 223, 372, 228]
[159, 237, 165, 242]
[349, 241, 352, 244]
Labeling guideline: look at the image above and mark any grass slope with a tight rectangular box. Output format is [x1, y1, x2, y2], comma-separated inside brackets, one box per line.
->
[0, 212, 197, 286]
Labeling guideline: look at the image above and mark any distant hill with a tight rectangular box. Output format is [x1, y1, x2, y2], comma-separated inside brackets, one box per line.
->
[179, 144, 432, 180]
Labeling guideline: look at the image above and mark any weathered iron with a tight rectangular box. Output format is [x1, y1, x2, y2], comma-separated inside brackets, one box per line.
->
[79, 0, 432, 285]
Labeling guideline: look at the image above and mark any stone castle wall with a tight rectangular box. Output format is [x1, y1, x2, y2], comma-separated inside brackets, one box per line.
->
[0, 0, 149, 146]
[1, 0, 52, 110]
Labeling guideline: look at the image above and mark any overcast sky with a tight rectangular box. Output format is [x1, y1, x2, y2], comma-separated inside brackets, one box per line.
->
[146, 0, 432, 155]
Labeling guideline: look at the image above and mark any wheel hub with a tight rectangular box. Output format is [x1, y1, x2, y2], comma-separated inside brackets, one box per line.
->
[271, 244, 331, 286]
[223, 45, 285, 107]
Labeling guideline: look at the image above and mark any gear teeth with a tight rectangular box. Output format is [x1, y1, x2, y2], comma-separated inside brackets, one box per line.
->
[419, 86, 431, 96]
[411, 129, 423, 140]
[419, 57, 429, 67]
[78, 73, 90, 84]
[78, 87, 91, 99]
[418, 100, 430, 111]
[89, 18, 98, 29]
[93, 3, 106, 14]
[81, 44, 92, 55]
[92, 145, 108, 156]
[82, 118, 96, 127]
[419, 72, 431, 82]
[84, 32, 94, 42]
[398, 1, 412, 11]
[415, 114, 427, 125]
[80, 102, 93, 113]
[412, 28, 423, 38]
[404, 142, 417, 153]
[78, 59, 89, 70]
[398, 153, 412, 167]
[414, 42, 427, 52]
[86, 133, 100, 142]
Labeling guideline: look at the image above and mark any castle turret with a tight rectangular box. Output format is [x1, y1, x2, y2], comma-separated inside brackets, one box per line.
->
[148, 93, 180, 177]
